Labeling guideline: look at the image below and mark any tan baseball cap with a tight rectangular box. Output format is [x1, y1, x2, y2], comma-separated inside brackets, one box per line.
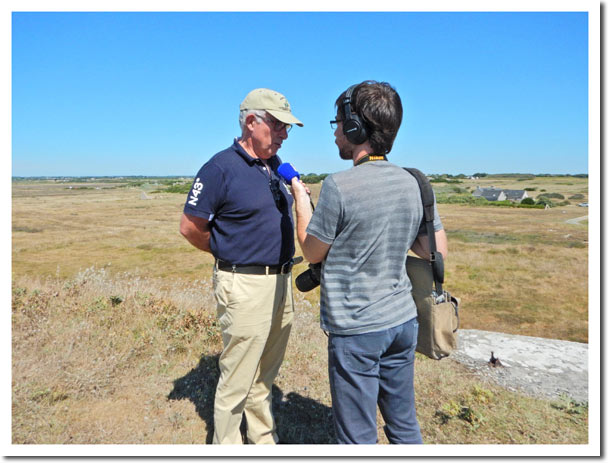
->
[240, 88, 303, 127]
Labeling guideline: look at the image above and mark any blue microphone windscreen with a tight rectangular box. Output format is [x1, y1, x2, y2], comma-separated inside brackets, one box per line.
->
[277, 163, 300, 182]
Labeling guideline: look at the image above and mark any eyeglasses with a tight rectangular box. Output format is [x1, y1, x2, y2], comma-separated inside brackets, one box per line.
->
[269, 178, 285, 210]
[259, 115, 292, 134]
[330, 119, 343, 130]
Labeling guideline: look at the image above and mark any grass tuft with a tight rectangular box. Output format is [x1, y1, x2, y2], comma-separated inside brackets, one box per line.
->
[13, 226, 44, 233]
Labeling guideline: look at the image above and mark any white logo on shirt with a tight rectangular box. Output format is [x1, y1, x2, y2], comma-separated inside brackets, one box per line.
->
[188, 178, 203, 206]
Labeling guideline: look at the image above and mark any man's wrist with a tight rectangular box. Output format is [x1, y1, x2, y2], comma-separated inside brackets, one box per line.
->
[294, 191, 309, 203]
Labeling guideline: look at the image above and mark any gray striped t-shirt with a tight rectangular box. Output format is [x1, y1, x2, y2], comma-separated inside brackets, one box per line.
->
[306, 161, 443, 335]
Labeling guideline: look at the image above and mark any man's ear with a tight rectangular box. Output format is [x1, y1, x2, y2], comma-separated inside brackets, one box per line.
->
[245, 113, 259, 131]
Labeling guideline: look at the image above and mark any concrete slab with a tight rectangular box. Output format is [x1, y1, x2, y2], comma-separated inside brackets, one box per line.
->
[450, 329, 588, 402]
[565, 215, 588, 224]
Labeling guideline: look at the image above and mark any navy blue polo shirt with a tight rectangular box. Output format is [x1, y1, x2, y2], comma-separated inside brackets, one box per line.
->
[183, 140, 295, 266]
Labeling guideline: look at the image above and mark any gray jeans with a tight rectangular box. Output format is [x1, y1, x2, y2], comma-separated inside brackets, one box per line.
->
[328, 317, 422, 444]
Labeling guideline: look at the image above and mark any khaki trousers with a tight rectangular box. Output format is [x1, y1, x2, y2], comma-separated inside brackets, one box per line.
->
[212, 267, 293, 444]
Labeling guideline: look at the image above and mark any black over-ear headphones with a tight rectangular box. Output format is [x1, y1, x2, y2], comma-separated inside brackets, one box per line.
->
[342, 84, 368, 145]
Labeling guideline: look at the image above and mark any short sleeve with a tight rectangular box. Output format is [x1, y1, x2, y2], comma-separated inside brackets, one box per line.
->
[183, 161, 226, 220]
[306, 176, 342, 245]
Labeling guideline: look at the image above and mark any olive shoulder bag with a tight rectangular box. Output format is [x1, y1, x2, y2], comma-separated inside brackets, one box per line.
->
[404, 167, 460, 360]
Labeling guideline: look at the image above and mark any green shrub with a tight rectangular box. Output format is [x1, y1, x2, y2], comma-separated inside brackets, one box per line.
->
[301, 174, 328, 184]
[436, 194, 488, 205]
[486, 201, 543, 209]
[488, 200, 515, 207]
[524, 187, 536, 191]
[165, 183, 191, 194]
[521, 198, 535, 205]
[568, 194, 585, 200]
[537, 193, 565, 199]
[535, 197, 554, 207]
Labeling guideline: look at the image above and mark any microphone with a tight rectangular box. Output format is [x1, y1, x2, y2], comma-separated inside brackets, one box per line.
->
[278, 162, 315, 212]
[277, 163, 300, 183]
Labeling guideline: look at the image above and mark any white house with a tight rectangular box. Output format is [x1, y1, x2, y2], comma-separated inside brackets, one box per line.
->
[472, 187, 507, 201]
[472, 187, 528, 202]
[503, 189, 529, 201]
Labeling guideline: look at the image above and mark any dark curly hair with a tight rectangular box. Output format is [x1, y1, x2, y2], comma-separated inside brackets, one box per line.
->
[335, 80, 403, 155]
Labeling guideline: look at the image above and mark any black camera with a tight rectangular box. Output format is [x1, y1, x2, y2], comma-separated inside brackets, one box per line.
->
[295, 262, 322, 292]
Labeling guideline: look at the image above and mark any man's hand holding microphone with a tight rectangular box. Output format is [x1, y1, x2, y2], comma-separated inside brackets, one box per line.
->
[277, 163, 310, 202]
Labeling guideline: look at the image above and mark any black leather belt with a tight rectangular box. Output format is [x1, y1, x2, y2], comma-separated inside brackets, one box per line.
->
[216, 260, 293, 275]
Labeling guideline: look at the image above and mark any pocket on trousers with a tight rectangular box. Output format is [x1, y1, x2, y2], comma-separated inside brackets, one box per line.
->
[404, 318, 420, 351]
[389, 319, 420, 356]
[214, 270, 234, 299]
[283, 274, 294, 314]
[345, 350, 382, 374]
[213, 270, 234, 326]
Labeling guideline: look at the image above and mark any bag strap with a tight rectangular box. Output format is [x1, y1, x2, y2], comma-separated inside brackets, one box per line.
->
[404, 167, 444, 295]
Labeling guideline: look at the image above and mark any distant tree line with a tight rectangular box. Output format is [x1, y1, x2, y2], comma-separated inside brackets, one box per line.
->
[151, 173, 332, 195]
[300, 174, 329, 184]
[535, 173, 588, 178]
[430, 177, 463, 184]
[427, 173, 588, 179]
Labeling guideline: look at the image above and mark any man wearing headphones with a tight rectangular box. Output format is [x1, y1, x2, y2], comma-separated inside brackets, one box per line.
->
[290, 81, 447, 444]
[180, 88, 303, 444]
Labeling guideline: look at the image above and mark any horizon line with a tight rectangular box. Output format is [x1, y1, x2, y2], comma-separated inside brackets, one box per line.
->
[11, 172, 590, 179]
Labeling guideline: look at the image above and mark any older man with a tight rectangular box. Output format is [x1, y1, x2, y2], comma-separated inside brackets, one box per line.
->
[180, 88, 303, 444]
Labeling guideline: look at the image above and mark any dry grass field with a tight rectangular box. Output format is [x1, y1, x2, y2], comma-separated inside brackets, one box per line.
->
[11, 175, 589, 446]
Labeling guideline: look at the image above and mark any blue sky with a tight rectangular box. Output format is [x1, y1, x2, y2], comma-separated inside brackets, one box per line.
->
[12, 10, 592, 177]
